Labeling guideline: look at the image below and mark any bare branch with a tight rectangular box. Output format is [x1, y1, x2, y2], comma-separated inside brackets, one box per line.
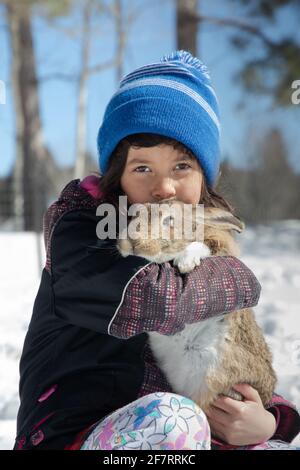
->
[37, 72, 78, 83]
[87, 57, 120, 75]
[37, 57, 122, 82]
[193, 13, 276, 48]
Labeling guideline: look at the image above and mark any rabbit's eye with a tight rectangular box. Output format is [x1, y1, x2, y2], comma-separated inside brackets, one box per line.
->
[163, 216, 174, 227]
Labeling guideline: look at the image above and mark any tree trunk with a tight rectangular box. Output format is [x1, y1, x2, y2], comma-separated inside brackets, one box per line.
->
[6, 2, 24, 231]
[6, 1, 50, 233]
[175, 0, 199, 54]
[74, 0, 95, 181]
[115, 0, 125, 84]
[74, 0, 127, 180]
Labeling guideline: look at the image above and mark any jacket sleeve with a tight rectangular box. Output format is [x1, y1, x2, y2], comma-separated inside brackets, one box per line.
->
[265, 393, 300, 443]
[50, 209, 151, 333]
[109, 255, 261, 339]
[51, 209, 261, 337]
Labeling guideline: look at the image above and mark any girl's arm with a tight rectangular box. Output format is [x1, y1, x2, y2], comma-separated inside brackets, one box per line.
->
[108, 254, 261, 339]
[49, 207, 261, 338]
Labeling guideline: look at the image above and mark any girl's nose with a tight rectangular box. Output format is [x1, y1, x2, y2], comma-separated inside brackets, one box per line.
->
[151, 178, 176, 201]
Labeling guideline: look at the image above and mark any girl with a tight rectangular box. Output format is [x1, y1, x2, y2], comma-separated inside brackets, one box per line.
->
[14, 51, 300, 451]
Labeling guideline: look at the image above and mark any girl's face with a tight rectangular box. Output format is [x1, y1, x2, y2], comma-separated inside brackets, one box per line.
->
[120, 144, 204, 205]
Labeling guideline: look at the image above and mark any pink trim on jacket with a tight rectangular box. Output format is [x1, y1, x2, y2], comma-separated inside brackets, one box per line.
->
[80, 175, 103, 199]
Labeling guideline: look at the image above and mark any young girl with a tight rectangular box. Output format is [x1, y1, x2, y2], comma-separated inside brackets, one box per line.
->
[14, 51, 300, 451]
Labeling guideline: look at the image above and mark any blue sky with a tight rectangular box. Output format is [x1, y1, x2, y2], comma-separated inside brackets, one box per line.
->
[0, 0, 300, 178]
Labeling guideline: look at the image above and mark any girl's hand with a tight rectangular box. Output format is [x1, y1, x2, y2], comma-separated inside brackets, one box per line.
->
[205, 383, 277, 446]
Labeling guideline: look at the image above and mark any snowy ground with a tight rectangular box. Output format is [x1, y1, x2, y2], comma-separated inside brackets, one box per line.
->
[0, 221, 300, 449]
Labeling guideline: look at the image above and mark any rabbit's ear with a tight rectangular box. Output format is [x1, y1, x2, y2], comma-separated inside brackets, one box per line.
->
[199, 207, 245, 233]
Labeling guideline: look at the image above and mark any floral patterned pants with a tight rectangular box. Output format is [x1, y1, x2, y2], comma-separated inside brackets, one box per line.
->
[80, 392, 299, 451]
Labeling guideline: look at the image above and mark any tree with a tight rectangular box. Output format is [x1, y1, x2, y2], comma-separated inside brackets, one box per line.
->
[4, 0, 55, 231]
[73, 0, 133, 180]
[253, 128, 297, 221]
[176, 0, 198, 55]
[39, 0, 138, 181]
[216, 128, 299, 223]
[175, 0, 300, 107]
[2, 0, 130, 228]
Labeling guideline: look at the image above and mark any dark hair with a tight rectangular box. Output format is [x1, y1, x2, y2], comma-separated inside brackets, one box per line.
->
[92, 133, 235, 215]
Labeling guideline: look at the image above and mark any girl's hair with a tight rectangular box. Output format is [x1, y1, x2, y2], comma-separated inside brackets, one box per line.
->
[92, 133, 236, 215]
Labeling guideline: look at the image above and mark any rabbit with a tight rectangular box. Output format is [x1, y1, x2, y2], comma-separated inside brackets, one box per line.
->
[116, 199, 277, 414]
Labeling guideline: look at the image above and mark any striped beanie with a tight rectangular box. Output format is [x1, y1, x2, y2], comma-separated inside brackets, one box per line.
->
[97, 50, 221, 187]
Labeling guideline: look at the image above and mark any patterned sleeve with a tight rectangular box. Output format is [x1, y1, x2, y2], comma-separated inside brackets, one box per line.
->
[265, 393, 300, 443]
[109, 255, 262, 339]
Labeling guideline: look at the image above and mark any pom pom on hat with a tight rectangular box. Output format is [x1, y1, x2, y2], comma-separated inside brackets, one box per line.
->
[160, 50, 211, 81]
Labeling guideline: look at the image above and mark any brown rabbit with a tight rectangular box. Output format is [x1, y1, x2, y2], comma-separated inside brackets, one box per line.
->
[116, 199, 277, 414]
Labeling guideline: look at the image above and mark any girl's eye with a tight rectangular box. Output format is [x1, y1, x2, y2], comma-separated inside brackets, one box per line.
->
[176, 163, 191, 170]
[134, 163, 191, 172]
[134, 166, 150, 172]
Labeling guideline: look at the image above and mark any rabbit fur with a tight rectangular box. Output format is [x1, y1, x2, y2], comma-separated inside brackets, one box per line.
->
[116, 199, 277, 413]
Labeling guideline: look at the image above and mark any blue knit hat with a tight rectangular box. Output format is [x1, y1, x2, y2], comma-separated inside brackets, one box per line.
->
[97, 50, 221, 187]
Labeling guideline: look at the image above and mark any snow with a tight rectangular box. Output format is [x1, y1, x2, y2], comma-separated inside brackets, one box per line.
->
[1, 222, 300, 449]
